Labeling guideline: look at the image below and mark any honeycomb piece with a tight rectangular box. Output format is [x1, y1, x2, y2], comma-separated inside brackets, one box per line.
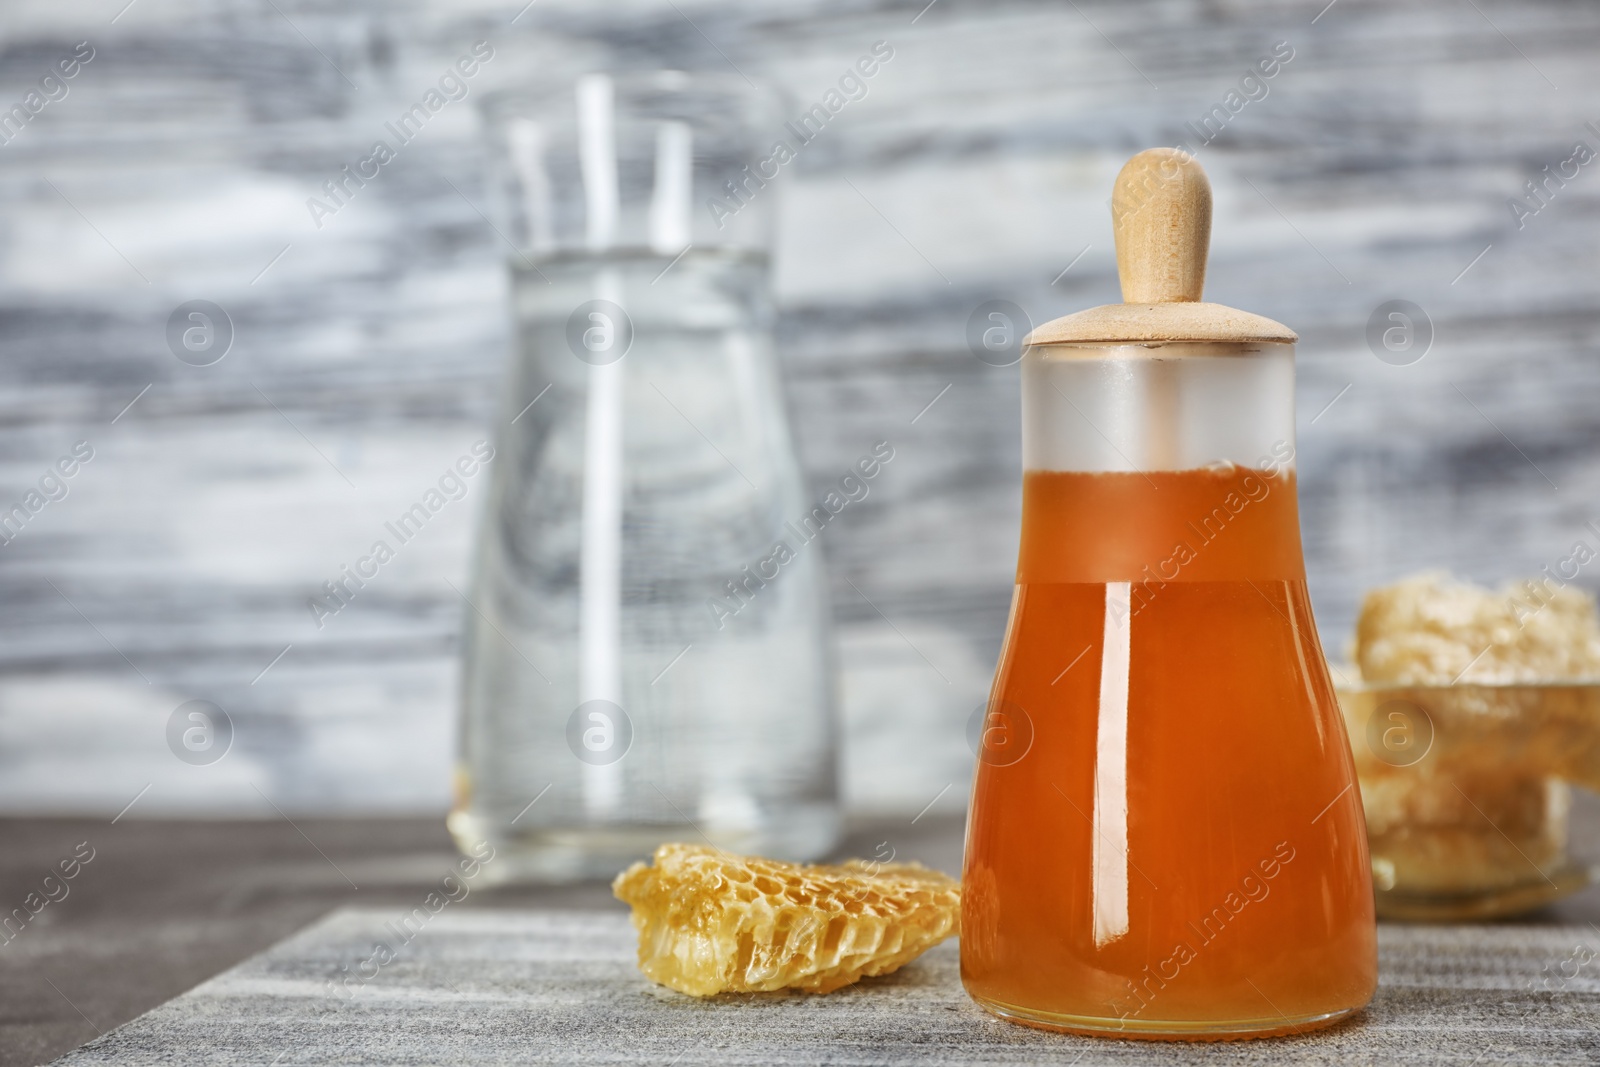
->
[1357, 772, 1569, 892]
[1354, 571, 1600, 685]
[612, 843, 960, 996]
[1342, 683, 1600, 791]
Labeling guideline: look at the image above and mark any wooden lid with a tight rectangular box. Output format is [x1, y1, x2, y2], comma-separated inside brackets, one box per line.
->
[1025, 149, 1296, 347]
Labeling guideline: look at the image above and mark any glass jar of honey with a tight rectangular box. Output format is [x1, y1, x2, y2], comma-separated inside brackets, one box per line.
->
[961, 149, 1377, 1039]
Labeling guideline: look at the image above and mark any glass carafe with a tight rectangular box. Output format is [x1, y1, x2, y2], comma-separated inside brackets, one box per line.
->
[450, 73, 838, 882]
[961, 150, 1377, 1039]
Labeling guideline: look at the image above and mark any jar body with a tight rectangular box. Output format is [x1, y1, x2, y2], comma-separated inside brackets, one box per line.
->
[961, 343, 1377, 1038]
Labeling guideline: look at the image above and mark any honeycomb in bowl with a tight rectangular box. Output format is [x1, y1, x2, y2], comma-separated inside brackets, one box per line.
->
[1345, 571, 1600, 908]
[612, 843, 960, 996]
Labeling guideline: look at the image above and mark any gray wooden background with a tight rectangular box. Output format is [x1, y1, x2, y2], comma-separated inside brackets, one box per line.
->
[1, 0, 1598, 818]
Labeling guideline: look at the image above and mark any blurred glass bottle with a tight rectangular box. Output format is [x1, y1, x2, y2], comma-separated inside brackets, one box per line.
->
[451, 72, 838, 882]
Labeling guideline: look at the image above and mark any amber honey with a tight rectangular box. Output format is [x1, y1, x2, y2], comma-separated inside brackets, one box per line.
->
[962, 467, 1377, 1039]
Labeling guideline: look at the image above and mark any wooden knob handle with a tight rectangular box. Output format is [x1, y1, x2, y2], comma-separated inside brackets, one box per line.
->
[1111, 148, 1211, 304]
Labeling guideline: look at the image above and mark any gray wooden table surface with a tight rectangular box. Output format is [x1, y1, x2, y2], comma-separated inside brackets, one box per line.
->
[48, 911, 1600, 1067]
[7, 814, 1600, 1067]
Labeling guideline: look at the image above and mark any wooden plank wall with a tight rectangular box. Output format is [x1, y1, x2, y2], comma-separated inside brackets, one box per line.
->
[0, 0, 1597, 816]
